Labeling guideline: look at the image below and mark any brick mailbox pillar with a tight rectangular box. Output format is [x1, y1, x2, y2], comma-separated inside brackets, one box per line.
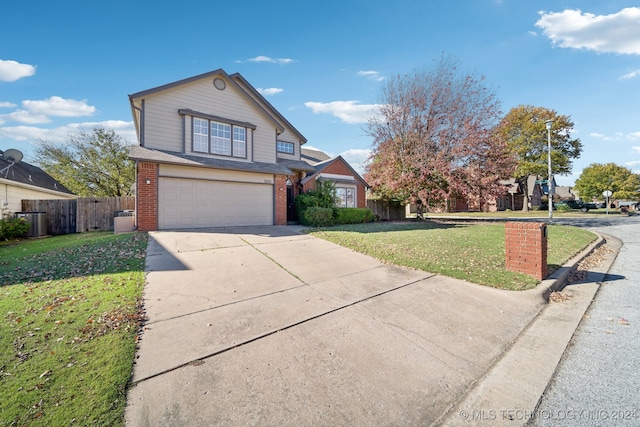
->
[505, 222, 548, 280]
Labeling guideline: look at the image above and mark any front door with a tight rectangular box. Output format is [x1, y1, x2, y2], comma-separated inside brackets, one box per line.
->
[286, 181, 296, 223]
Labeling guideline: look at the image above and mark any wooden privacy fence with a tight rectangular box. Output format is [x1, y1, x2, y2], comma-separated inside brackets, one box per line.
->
[21, 197, 135, 235]
[366, 200, 406, 221]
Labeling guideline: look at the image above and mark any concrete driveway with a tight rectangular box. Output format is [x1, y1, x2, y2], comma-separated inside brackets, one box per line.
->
[125, 226, 546, 426]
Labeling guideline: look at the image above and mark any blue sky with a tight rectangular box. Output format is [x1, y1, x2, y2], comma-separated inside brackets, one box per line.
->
[1, 0, 639, 187]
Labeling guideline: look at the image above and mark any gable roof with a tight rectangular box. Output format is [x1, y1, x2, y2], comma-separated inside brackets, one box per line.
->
[128, 69, 306, 144]
[230, 73, 307, 144]
[301, 155, 369, 188]
[0, 151, 74, 195]
[498, 178, 521, 194]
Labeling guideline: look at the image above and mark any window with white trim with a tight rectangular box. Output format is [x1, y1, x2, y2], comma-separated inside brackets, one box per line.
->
[211, 122, 231, 155]
[335, 187, 356, 208]
[192, 117, 246, 158]
[193, 118, 209, 152]
[233, 127, 246, 157]
[277, 140, 294, 154]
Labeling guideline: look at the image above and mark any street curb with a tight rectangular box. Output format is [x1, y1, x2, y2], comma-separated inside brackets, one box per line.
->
[438, 232, 621, 426]
[538, 233, 606, 300]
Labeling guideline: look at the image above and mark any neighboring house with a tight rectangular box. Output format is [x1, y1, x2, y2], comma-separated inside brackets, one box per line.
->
[128, 69, 323, 231]
[0, 151, 75, 217]
[555, 185, 576, 201]
[528, 175, 557, 209]
[491, 178, 525, 212]
[300, 148, 368, 210]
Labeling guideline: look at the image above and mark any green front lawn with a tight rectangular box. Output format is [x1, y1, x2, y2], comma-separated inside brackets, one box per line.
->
[309, 221, 596, 291]
[0, 232, 148, 426]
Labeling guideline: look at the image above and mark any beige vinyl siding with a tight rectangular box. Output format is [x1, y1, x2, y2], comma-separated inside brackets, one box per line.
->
[1, 181, 75, 215]
[276, 132, 302, 161]
[159, 164, 274, 185]
[139, 77, 278, 163]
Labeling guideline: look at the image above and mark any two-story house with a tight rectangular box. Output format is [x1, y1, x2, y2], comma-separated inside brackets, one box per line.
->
[128, 69, 345, 230]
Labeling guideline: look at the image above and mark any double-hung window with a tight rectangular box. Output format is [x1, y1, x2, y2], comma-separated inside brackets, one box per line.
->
[192, 117, 246, 158]
[193, 118, 209, 153]
[233, 127, 246, 157]
[211, 122, 231, 155]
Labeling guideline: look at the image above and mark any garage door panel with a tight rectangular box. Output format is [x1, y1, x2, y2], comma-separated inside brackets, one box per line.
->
[158, 177, 273, 229]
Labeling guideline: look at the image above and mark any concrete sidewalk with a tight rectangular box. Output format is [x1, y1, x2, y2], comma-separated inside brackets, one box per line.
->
[124, 226, 611, 426]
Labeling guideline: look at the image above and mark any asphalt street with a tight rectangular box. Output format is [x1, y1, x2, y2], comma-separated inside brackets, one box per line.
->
[530, 215, 640, 426]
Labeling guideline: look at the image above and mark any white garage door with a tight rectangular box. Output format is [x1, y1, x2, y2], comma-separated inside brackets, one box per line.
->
[158, 177, 273, 229]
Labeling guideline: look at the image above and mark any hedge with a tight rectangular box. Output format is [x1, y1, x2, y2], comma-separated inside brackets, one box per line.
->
[335, 208, 374, 224]
[300, 207, 335, 227]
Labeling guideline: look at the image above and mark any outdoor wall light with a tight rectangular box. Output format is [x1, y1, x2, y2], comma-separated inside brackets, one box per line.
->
[145, 178, 151, 185]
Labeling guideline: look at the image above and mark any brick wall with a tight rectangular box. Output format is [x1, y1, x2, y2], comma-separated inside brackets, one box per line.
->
[301, 159, 367, 208]
[505, 222, 548, 280]
[274, 174, 287, 225]
[136, 162, 158, 231]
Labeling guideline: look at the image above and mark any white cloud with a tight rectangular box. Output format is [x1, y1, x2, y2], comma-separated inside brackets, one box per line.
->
[632, 146, 640, 152]
[304, 100, 382, 124]
[628, 132, 640, 141]
[22, 96, 96, 118]
[339, 148, 372, 176]
[0, 96, 96, 125]
[621, 69, 640, 79]
[1, 110, 51, 125]
[357, 70, 384, 82]
[0, 120, 136, 145]
[0, 102, 17, 108]
[535, 7, 640, 54]
[257, 87, 284, 96]
[0, 59, 36, 82]
[243, 56, 296, 64]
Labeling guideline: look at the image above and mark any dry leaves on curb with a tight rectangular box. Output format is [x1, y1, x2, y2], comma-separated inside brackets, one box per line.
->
[549, 291, 571, 303]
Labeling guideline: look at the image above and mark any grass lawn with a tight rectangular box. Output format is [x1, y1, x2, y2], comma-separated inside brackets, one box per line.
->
[309, 221, 597, 291]
[0, 232, 148, 426]
[419, 208, 626, 218]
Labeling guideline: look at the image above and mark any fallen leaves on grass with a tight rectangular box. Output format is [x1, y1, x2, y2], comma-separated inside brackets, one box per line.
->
[78, 303, 146, 341]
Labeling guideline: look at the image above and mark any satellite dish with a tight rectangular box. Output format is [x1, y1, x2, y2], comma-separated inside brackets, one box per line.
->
[2, 148, 23, 164]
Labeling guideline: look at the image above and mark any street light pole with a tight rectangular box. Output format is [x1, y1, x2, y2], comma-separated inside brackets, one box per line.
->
[545, 120, 553, 222]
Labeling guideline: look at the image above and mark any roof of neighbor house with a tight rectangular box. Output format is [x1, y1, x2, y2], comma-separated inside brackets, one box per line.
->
[128, 68, 307, 145]
[498, 178, 521, 194]
[0, 151, 74, 195]
[301, 148, 332, 165]
[555, 186, 575, 200]
[528, 175, 557, 196]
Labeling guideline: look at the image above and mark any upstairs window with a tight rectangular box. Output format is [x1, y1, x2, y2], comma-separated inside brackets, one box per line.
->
[277, 140, 294, 154]
[193, 118, 209, 152]
[211, 122, 231, 155]
[233, 127, 246, 158]
[192, 117, 246, 158]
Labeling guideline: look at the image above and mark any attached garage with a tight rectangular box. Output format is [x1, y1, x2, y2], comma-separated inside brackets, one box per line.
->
[157, 165, 274, 229]
[158, 178, 273, 229]
[130, 147, 295, 231]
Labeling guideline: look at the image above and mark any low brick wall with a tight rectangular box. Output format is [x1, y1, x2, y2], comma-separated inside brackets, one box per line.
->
[505, 222, 548, 280]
